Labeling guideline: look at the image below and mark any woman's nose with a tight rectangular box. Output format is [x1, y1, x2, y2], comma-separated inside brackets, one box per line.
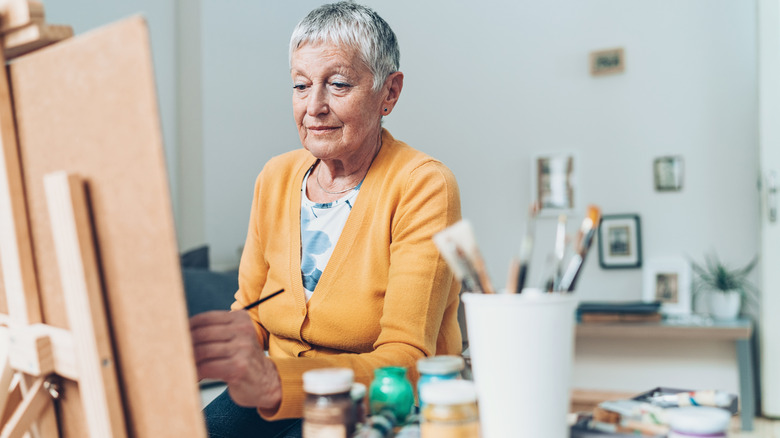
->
[306, 85, 329, 116]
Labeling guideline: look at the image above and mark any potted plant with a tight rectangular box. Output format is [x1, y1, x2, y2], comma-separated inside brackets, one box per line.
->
[691, 253, 759, 320]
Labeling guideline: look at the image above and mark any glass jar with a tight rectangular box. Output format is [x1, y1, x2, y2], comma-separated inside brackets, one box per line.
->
[416, 355, 464, 409]
[303, 368, 356, 438]
[420, 380, 480, 438]
[368, 366, 415, 425]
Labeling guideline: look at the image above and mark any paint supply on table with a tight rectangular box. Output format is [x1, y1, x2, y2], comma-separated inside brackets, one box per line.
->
[368, 366, 415, 426]
[416, 355, 465, 409]
[351, 382, 367, 425]
[394, 414, 421, 438]
[666, 406, 730, 437]
[647, 389, 733, 409]
[303, 368, 357, 438]
[420, 380, 480, 438]
[352, 412, 394, 438]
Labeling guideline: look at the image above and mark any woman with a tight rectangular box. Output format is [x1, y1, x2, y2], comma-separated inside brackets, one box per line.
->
[190, 3, 462, 436]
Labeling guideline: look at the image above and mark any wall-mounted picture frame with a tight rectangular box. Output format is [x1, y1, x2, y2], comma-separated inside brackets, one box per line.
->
[654, 156, 684, 191]
[642, 257, 692, 316]
[531, 152, 577, 217]
[590, 47, 625, 76]
[598, 214, 642, 269]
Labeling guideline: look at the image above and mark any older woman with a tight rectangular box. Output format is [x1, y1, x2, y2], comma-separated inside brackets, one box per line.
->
[190, 2, 462, 436]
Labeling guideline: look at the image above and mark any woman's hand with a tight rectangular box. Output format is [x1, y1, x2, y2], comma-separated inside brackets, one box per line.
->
[190, 310, 282, 410]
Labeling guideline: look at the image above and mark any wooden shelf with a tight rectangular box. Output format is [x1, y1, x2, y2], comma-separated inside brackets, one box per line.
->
[576, 318, 752, 341]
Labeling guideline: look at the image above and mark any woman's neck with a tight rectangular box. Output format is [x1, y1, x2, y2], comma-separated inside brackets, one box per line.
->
[307, 130, 382, 203]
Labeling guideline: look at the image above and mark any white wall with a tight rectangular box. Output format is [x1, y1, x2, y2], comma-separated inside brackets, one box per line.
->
[198, 0, 324, 266]
[194, 0, 759, 396]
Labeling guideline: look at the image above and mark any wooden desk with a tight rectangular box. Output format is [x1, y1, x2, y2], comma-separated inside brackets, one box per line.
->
[576, 318, 755, 431]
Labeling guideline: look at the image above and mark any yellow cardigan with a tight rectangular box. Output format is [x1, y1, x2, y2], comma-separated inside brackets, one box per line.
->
[232, 129, 462, 420]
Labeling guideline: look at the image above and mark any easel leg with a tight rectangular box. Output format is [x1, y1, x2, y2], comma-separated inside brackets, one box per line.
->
[0, 326, 13, 419]
[1, 377, 49, 438]
[44, 172, 128, 438]
[1, 375, 20, 427]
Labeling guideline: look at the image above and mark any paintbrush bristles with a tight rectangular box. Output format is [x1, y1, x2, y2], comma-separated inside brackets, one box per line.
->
[433, 220, 496, 294]
[433, 203, 601, 295]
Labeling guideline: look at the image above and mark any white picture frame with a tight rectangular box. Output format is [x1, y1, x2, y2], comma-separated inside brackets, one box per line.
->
[642, 257, 692, 315]
[530, 152, 577, 217]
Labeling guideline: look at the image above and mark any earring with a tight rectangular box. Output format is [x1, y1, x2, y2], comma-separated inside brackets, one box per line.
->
[384, 108, 388, 112]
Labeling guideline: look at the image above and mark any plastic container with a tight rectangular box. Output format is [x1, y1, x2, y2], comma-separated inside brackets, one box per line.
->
[369, 366, 415, 425]
[463, 291, 577, 438]
[303, 368, 356, 438]
[416, 355, 464, 408]
[667, 406, 730, 438]
[420, 380, 480, 438]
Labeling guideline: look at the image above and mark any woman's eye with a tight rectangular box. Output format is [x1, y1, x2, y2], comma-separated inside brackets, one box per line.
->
[331, 82, 351, 90]
[293, 84, 307, 91]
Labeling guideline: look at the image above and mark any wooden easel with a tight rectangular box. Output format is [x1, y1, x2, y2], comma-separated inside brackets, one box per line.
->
[0, 2, 206, 437]
[0, 172, 126, 438]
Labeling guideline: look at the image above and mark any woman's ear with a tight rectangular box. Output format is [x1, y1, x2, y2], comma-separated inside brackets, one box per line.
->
[380, 71, 404, 116]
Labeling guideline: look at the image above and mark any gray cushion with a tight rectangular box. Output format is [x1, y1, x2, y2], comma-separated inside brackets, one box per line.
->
[182, 268, 239, 316]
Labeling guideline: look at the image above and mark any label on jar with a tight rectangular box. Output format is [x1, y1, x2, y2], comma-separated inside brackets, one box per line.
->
[421, 421, 480, 438]
[302, 422, 347, 438]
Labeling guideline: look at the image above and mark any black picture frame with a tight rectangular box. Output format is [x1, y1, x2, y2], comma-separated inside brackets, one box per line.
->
[598, 214, 642, 269]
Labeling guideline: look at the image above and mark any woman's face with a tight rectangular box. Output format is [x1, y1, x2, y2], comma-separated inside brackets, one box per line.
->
[291, 42, 384, 163]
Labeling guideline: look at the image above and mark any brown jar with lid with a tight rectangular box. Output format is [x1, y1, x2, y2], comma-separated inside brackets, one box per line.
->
[303, 368, 356, 438]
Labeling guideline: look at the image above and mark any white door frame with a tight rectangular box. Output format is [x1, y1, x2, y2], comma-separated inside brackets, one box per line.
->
[758, 0, 780, 419]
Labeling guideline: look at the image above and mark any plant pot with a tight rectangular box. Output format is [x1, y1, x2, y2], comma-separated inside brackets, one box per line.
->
[708, 290, 742, 320]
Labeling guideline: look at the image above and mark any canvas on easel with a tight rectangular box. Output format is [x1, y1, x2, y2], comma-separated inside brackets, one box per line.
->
[0, 6, 206, 438]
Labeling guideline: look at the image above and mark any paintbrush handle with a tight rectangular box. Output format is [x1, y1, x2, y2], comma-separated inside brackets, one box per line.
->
[243, 288, 285, 310]
[515, 264, 529, 294]
[559, 255, 583, 292]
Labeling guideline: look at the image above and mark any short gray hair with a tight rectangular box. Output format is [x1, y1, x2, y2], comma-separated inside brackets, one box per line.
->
[289, 2, 399, 91]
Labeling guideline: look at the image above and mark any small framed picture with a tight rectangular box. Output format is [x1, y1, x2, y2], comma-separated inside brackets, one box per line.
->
[654, 156, 684, 191]
[643, 257, 692, 315]
[598, 214, 642, 269]
[531, 152, 576, 217]
[590, 47, 625, 76]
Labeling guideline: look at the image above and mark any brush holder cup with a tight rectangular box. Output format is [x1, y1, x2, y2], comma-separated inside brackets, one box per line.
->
[462, 289, 578, 438]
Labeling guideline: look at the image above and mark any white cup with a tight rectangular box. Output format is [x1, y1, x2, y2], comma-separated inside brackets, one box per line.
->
[462, 289, 578, 438]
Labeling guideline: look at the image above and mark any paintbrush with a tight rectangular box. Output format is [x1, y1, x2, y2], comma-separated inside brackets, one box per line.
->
[513, 201, 540, 294]
[243, 288, 285, 310]
[434, 229, 482, 292]
[433, 220, 496, 294]
[559, 206, 601, 292]
[552, 214, 567, 291]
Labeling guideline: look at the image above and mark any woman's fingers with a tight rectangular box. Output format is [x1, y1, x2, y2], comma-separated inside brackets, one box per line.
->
[190, 310, 265, 383]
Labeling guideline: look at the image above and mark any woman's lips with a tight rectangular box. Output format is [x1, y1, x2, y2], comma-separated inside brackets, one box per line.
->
[308, 126, 338, 133]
